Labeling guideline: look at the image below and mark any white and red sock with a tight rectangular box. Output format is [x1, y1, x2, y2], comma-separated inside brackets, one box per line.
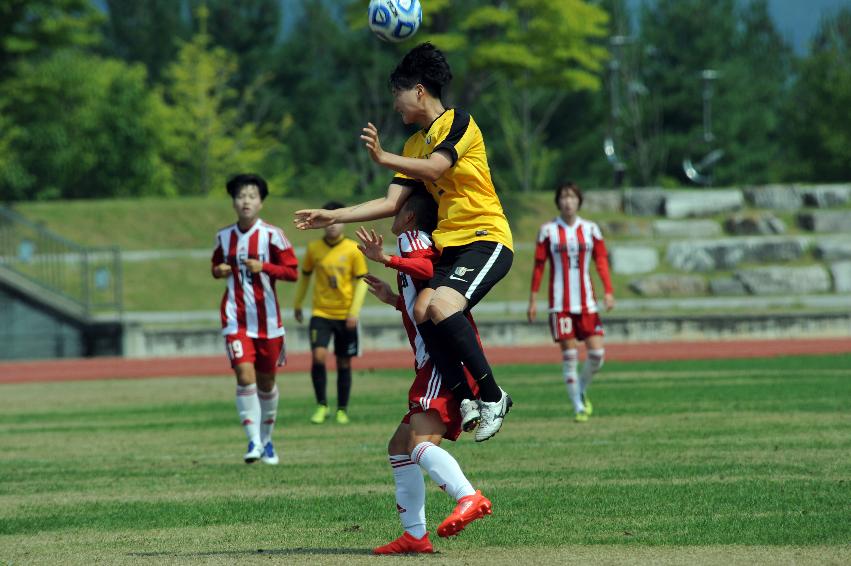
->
[411, 442, 475, 501]
[258, 384, 279, 445]
[562, 348, 583, 413]
[235, 384, 261, 447]
[389, 454, 426, 538]
[580, 349, 605, 395]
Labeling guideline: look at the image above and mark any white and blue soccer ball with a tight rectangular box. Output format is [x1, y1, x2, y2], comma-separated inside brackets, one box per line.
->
[368, 0, 422, 43]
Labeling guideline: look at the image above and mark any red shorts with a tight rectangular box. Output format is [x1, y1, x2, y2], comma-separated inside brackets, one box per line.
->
[401, 360, 479, 442]
[549, 312, 604, 342]
[225, 332, 285, 374]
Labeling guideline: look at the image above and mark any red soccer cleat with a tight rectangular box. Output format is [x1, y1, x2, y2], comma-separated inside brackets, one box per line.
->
[372, 531, 434, 554]
[437, 490, 493, 537]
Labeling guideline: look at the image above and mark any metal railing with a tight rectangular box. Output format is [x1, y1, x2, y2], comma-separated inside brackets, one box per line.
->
[0, 206, 122, 316]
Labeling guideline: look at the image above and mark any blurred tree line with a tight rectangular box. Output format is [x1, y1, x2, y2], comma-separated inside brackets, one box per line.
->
[0, 0, 848, 201]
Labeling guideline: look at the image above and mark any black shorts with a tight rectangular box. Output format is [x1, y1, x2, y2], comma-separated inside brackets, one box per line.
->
[309, 316, 360, 357]
[430, 241, 513, 309]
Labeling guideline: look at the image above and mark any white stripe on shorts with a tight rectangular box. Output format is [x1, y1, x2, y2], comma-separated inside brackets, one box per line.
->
[465, 243, 503, 300]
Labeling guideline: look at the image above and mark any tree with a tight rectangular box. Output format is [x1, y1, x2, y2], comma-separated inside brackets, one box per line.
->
[102, 0, 189, 83]
[0, 50, 174, 200]
[639, 0, 793, 186]
[0, 0, 103, 78]
[161, 8, 292, 195]
[785, 7, 851, 181]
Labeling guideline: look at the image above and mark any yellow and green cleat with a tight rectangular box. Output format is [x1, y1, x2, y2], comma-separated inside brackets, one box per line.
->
[335, 409, 350, 425]
[310, 404, 329, 424]
[581, 394, 593, 416]
[574, 411, 589, 423]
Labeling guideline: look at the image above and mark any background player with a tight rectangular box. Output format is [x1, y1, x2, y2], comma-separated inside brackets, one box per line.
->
[292, 202, 368, 425]
[295, 42, 514, 442]
[211, 173, 298, 464]
[527, 181, 615, 422]
[357, 191, 493, 554]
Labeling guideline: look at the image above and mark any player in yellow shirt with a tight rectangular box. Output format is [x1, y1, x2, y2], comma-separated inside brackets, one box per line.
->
[293, 202, 369, 424]
[295, 43, 513, 442]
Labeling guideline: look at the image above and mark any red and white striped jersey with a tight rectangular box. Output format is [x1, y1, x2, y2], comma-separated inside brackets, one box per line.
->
[391, 230, 438, 370]
[211, 219, 299, 339]
[531, 216, 613, 314]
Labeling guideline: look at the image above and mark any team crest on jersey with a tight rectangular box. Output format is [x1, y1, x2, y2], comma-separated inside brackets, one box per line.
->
[454, 266, 475, 277]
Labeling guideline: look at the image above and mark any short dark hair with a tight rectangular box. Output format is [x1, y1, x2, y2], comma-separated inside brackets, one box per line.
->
[389, 42, 453, 99]
[403, 190, 438, 233]
[226, 174, 268, 200]
[323, 201, 346, 210]
[555, 181, 583, 209]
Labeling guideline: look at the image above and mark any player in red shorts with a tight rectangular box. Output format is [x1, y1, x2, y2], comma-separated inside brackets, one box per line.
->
[212, 174, 298, 464]
[527, 181, 615, 422]
[356, 191, 492, 554]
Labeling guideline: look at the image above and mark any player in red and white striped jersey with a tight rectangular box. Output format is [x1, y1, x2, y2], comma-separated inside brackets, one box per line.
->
[211, 174, 298, 464]
[356, 192, 491, 554]
[528, 181, 615, 422]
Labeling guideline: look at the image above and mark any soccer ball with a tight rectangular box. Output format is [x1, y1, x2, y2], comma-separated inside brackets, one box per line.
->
[368, 0, 422, 43]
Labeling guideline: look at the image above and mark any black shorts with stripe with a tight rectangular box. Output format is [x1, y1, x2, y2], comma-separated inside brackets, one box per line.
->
[429, 241, 513, 309]
[309, 316, 360, 357]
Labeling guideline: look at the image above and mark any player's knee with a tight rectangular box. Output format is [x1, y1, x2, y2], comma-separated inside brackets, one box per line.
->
[427, 297, 460, 323]
[589, 348, 605, 370]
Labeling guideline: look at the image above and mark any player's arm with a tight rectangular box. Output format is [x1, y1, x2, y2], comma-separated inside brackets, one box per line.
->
[294, 183, 413, 230]
[292, 246, 314, 323]
[361, 122, 452, 182]
[355, 226, 435, 280]
[364, 273, 399, 308]
[592, 229, 615, 311]
[528, 233, 549, 322]
[345, 250, 370, 328]
[211, 243, 231, 279]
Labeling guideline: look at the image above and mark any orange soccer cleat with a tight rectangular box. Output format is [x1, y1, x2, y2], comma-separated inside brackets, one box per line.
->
[372, 531, 434, 554]
[437, 490, 493, 537]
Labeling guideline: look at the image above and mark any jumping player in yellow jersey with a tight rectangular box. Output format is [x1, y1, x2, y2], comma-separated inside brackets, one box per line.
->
[293, 201, 369, 425]
[295, 43, 513, 442]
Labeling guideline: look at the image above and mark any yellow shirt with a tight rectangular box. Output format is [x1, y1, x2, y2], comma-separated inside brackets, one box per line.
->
[300, 237, 368, 320]
[393, 108, 513, 252]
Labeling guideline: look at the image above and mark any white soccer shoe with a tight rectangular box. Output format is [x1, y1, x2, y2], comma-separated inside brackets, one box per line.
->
[475, 388, 513, 442]
[243, 441, 263, 464]
[460, 398, 481, 432]
[261, 441, 279, 465]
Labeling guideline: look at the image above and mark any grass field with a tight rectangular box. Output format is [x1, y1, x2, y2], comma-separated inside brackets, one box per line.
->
[2, 354, 850, 565]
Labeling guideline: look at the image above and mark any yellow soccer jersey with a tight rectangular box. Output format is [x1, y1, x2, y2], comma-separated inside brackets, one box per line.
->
[392, 108, 513, 252]
[301, 237, 368, 320]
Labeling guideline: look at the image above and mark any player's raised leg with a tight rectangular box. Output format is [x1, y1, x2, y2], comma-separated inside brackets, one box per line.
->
[408, 412, 492, 538]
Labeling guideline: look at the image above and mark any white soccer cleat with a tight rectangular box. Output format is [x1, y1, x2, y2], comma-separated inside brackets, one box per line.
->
[460, 398, 481, 432]
[475, 388, 513, 442]
[261, 441, 279, 465]
[243, 441, 263, 464]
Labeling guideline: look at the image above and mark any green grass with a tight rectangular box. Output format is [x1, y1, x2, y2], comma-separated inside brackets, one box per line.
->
[1, 354, 850, 565]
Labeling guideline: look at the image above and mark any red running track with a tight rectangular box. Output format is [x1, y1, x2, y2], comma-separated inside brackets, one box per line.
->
[1, 338, 849, 384]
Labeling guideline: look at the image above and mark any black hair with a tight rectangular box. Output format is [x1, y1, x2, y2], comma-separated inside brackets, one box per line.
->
[389, 42, 452, 99]
[226, 173, 268, 200]
[402, 190, 438, 234]
[555, 181, 583, 209]
[323, 201, 346, 210]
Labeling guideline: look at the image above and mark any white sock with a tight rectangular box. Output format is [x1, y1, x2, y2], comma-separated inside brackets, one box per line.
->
[580, 349, 605, 395]
[258, 384, 279, 445]
[411, 442, 475, 501]
[235, 384, 262, 446]
[563, 349, 583, 413]
[389, 455, 426, 538]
